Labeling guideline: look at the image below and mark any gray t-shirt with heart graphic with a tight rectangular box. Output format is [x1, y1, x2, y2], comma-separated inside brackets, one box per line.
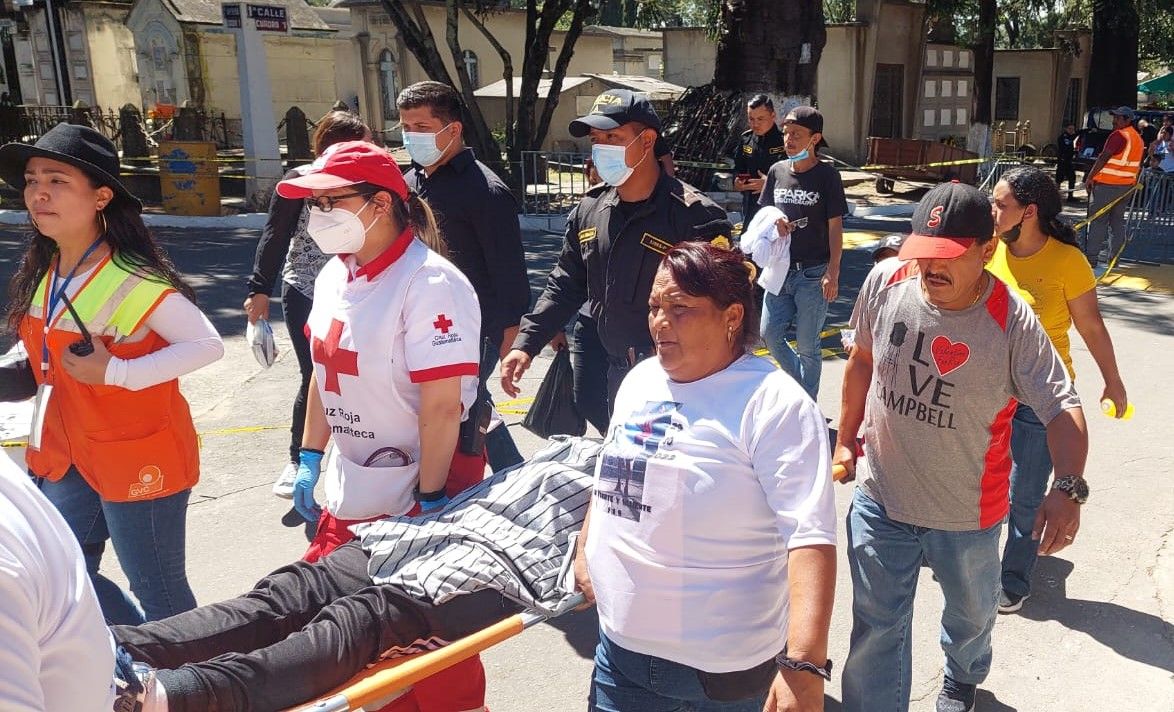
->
[849, 259, 1081, 531]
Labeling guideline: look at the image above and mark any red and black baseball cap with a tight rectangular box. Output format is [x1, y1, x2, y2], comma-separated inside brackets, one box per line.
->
[276, 141, 408, 201]
[898, 181, 994, 260]
[569, 90, 662, 137]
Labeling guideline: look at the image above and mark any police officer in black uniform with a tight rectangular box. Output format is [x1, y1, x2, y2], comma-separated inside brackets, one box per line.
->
[733, 94, 786, 224]
[501, 90, 733, 413]
[1055, 123, 1078, 202]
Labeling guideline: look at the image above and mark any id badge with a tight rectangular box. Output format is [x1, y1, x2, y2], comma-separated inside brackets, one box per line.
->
[29, 383, 53, 451]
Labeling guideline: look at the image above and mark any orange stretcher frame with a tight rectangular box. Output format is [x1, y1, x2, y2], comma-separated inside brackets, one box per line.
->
[288, 594, 583, 712]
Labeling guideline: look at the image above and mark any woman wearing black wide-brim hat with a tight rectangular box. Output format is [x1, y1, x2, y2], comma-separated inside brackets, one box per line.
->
[0, 122, 224, 624]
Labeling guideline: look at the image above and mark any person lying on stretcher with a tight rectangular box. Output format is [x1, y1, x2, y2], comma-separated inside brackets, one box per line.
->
[111, 438, 598, 712]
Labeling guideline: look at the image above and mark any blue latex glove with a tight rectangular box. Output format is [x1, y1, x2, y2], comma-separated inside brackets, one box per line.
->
[294, 448, 324, 523]
[418, 494, 450, 514]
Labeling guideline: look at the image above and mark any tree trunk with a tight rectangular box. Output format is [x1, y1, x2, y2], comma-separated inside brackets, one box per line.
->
[713, 0, 826, 99]
[444, 1, 500, 166]
[531, 0, 594, 156]
[463, 7, 514, 158]
[968, 0, 996, 156]
[381, 0, 597, 185]
[1087, 0, 1139, 108]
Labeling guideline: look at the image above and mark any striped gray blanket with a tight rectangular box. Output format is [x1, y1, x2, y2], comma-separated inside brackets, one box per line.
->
[353, 436, 599, 616]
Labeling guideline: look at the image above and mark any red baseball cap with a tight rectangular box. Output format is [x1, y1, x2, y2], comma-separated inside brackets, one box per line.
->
[276, 141, 408, 201]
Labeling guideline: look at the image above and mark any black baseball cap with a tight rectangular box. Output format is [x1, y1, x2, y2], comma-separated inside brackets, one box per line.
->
[873, 233, 905, 259]
[783, 105, 823, 134]
[570, 90, 662, 137]
[899, 181, 994, 260]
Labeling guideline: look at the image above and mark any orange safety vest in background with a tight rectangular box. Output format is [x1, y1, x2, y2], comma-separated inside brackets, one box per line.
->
[18, 254, 200, 502]
[1098, 126, 1143, 185]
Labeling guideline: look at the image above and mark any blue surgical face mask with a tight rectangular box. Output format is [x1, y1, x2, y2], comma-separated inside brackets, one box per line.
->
[403, 123, 455, 167]
[787, 142, 811, 162]
[591, 131, 649, 186]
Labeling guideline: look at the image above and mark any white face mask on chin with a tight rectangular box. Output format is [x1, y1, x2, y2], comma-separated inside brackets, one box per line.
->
[306, 200, 375, 254]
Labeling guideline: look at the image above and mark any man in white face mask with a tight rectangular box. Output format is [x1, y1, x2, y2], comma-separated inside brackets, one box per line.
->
[758, 105, 847, 402]
[501, 90, 733, 416]
[399, 81, 528, 474]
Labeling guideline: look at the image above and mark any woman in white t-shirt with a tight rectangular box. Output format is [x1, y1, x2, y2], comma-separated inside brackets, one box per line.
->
[574, 242, 838, 712]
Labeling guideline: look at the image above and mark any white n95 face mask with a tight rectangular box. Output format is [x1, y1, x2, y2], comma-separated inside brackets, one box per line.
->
[306, 201, 374, 254]
[247, 318, 278, 368]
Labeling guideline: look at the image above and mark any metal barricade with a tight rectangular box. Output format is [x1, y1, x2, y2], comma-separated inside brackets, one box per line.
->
[1122, 170, 1174, 263]
[977, 157, 1026, 192]
[519, 150, 591, 216]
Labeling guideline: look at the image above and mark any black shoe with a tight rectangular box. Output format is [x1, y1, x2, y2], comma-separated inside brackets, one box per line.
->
[936, 675, 977, 712]
[998, 589, 1029, 614]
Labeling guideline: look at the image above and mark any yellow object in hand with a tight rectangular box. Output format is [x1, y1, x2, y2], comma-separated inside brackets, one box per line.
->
[1101, 399, 1134, 420]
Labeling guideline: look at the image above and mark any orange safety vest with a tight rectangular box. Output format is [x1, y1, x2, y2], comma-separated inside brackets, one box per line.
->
[1098, 126, 1143, 185]
[18, 254, 200, 502]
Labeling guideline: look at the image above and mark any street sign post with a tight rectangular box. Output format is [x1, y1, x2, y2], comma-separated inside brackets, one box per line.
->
[246, 4, 288, 33]
[221, 3, 241, 28]
[221, 1, 283, 209]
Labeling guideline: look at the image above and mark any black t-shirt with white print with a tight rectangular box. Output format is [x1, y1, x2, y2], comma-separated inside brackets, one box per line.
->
[759, 159, 848, 264]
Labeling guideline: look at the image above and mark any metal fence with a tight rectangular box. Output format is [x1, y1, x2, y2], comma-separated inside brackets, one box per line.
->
[0, 104, 121, 146]
[976, 157, 1029, 192]
[0, 104, 246, 152]
[1121, 170, 1174, 263]
[518, 150, 592, 216]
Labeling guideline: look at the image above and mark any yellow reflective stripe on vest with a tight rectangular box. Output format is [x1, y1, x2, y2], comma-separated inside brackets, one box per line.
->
[1103, 129, 1142, 180]
[1101, 167, 1138, 178]
[31, 259, 172, 338]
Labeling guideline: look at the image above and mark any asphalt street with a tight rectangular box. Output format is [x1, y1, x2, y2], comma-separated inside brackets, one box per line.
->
[0, 220, 1171, 711]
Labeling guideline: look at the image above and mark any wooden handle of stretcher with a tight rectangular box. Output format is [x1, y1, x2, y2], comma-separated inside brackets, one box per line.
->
[832, 464, 850, 482]
[302, 594, 585, 712]
[338, 614, 524, 711]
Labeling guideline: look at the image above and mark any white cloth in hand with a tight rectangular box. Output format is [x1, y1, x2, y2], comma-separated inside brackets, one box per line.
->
[739, 206, 791, 295]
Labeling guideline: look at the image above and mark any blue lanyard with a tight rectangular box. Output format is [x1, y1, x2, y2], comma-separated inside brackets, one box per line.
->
[42, 238, 104, 369]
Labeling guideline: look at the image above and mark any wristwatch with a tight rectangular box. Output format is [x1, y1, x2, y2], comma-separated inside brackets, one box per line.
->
[1051, 475, 1089, 504]
[774, 650, 833, 681]
[413, 486, 447, 504]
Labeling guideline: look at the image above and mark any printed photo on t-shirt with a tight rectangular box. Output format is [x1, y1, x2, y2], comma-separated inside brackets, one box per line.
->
[596, 400, 681, 522]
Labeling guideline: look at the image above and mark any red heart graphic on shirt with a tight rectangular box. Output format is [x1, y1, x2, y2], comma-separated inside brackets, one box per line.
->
[930, 336, 970, 377]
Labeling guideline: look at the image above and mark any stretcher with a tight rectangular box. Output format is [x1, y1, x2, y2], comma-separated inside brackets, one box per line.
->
[290, 593, 585, 712]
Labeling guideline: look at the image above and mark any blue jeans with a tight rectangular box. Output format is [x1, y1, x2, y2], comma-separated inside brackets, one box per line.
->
[479, 336, 524, 473]
[37, 467, 196, 624]
[761, 263, 829, 399]
[590, 631, 768, 712]
[843, 489, 1001, 712]
[1000, 404, 1053, 598]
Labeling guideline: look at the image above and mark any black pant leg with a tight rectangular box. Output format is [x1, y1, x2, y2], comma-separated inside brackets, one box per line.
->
[282, 284, 315, 464]
[569, 316, 611, 434]
[159, 586, 519, 712]
[112, 541, 372, 670]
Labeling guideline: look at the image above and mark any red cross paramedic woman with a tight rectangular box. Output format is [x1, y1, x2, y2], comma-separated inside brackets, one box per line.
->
[275, 141, 490, 711]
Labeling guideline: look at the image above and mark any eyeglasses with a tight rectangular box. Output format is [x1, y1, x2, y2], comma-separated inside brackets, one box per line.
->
[305, 191, 373, 213]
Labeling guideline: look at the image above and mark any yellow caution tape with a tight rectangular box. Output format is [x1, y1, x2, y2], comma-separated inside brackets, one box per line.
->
[674, 159, 735, 170]
[1075, 184, 1140, 232]
[1074, 184, 1141, 284]
[860, 157, 989, 171]
[2, 423, 288, 449]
